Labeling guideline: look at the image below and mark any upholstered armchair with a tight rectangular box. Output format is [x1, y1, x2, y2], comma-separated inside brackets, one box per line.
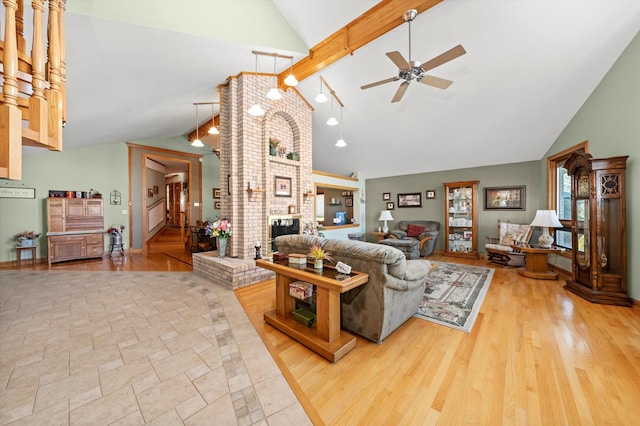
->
[485, 220, 533, 267]
[388, 220, 440, 257]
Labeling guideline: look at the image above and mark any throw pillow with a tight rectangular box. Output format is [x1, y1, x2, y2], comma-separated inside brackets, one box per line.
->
[406, 224, 426, 238]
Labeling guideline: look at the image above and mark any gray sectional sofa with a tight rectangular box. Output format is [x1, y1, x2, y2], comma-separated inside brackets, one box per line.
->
[275, 234, 433, 343]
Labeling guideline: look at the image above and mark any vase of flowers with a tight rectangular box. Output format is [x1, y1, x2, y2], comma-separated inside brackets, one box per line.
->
[107, 225, 126, 245]
[15, 231, 41, 246]
[308, 244, 333, 270]
[269, 137, 280, 156]
[205, 218, 232, 258]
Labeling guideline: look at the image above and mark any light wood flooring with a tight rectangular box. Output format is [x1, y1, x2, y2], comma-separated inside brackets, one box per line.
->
[4, 249, 640, 425]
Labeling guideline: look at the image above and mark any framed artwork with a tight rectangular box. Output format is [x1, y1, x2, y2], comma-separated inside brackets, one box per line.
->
[153, 185, 159, 194]
[0, 187, 35, 199]
[214, 201, 222, 209]
[147, 188, 154, 197]
[345, 197, 353, 207]
[386, 202, 395, 210]
[213, 188, 221, 199]
[382, 192, 391, 201]
[398, 192, 422, 208]
[274, 176, 292, 197]
[425, 189, 436, 199]
[484, 185, 526, 210]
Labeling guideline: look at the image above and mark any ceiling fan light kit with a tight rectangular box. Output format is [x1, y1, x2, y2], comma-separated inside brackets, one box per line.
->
[361, 9, 466, 103]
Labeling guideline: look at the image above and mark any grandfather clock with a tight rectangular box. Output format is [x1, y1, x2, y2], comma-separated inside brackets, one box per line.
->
[563, 152, 631, 306]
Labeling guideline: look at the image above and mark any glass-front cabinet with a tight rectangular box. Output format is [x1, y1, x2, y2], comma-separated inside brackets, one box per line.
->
[443, 180, 479, 259]
[564, 152, 630, 306]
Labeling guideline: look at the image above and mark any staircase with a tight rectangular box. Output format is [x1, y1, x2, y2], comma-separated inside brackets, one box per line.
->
[147, 227, 188, 253]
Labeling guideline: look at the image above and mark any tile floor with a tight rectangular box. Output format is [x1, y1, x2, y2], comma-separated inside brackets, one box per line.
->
[0, 271, 310, 425]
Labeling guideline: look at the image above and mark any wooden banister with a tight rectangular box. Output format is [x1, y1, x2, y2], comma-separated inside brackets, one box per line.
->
[1, 0, 66, 180]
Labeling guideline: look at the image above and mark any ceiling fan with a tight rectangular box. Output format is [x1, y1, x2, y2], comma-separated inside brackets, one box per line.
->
[361, 9, 466, 103]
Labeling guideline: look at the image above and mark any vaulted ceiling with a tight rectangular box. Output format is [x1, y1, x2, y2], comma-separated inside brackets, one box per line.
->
[29, 0, 640, 178]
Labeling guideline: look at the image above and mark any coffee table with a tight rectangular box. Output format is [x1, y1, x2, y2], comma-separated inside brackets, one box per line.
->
[511, 244, 566, 280]
[255, 259, 368, 362]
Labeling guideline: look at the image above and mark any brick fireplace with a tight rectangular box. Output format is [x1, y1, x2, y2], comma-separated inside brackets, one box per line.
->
[193, 72, 313, 289]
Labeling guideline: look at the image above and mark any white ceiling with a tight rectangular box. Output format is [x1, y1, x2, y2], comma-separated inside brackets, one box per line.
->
[21, 0, 640, 179]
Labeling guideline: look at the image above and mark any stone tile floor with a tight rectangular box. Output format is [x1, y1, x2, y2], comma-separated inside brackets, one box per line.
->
[0, 271, 310, 425]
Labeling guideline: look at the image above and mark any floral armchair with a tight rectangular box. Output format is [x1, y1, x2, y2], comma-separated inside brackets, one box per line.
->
[388, 220, 440, 257]
[485, 220, 533, 267]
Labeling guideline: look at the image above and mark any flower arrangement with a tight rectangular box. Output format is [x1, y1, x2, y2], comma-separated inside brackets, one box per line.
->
[269, 137, 280, 148]
[303, 222, 324, 237]
[107, 225, 126, 235]
[205, 218, 233, 239]
[277, 145, 287, 156]
[15, 230, 41, 243]
[308, 244, 333, 263]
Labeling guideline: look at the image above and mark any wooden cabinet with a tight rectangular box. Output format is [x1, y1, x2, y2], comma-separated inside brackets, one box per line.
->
[563, 153, 630, 306]
[443, 180, 479, 259]
[46, 198, 105, 265]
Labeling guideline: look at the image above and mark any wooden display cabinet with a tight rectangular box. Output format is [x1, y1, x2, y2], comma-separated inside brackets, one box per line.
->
[563, 152, 630, 306]
[443, 180, 479, 259]
[46, 198, 105, 265]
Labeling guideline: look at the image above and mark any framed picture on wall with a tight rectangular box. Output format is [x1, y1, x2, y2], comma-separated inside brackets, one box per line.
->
[147, 188, 154, 197]
[383, 192, 391, 201]
[153, 185, 159, 194]
[213, 188, 221, 199]
[386, 202, 395, 210]
[274, 176, 292, 197]
[425, 189, 436, 199]
[345, 197, 353, 207]
[214, 201, 222, 209]
[398, 192, 422, 207]
[484, 185, 526, 210]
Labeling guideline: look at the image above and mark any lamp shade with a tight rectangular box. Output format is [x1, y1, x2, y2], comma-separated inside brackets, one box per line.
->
[378, 210, 394, 221]
[530, 210, 562, 228]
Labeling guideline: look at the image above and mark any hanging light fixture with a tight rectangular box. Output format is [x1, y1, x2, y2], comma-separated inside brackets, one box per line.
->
[284, 57, 298, 87]
[208, 103, 219, 135]
[248, 54, 265, 116]
[191, 104, 204, 147]
[326, 95, 338, 126]
[266, 56, 282, 100]
[335, 106, 346, 147]
[315, 76, 328, 103]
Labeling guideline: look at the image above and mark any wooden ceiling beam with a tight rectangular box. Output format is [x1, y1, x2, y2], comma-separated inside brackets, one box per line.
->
[278, 0, 443, 87]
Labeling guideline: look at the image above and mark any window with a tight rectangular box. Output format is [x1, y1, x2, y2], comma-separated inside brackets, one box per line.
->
[546, 141, 588, 250]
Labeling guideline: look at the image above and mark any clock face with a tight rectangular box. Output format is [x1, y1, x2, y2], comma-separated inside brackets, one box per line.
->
[578, 174, 589, 197]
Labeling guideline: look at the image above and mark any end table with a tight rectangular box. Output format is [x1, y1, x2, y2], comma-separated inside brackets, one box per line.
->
[511, 244, 566, 280]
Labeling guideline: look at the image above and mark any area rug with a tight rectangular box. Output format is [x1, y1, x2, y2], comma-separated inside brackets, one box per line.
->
[414, 261, 495, 333]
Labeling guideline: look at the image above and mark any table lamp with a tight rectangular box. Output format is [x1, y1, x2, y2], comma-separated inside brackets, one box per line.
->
[378, 210, 394, 233]
[530, 210, 562, 248]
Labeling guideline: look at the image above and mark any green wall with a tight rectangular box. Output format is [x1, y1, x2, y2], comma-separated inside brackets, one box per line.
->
[0, 136, 219, 262]
[541, 32, 640, 299]
[365, 160, 541, 252]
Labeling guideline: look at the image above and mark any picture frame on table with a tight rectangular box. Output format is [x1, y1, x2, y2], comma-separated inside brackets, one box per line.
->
[484, 185, 526, 210]
[398, 192, 422, 208]
[274, 176, 292, 197]
[425, 189, 436, 199]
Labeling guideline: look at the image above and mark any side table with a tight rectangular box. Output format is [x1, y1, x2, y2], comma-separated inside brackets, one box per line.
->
[511, 244, 566, 280]
[16, 245, 37, 266]
[371, 231, 390, 242]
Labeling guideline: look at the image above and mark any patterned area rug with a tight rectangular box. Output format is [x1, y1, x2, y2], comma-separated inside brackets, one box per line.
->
[414, 261, 495, 333]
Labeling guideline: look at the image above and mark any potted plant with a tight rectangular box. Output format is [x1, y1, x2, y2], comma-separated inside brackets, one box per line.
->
[286, 151, 299, 161]
[308, 244, 333, 269]
[269, 137, 280, 156]
[276, 145, 287, 157]
[15, 231, 41, 246]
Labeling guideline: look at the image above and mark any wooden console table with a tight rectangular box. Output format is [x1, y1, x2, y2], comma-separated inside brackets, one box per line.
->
[511, 244, 566, 280]
[255, 259, 368, 362]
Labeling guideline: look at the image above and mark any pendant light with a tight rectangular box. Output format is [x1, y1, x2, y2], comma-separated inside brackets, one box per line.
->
[326, 95, 338, 126]
[191, 104, 204, 147]
[266, 56, 282, 100]
[315, 76, 328, 103]
[335, 106, 346, 147]
[248, 54, 265, 116]
[208, 103, 219, 134]
[283, 57, 298, 87]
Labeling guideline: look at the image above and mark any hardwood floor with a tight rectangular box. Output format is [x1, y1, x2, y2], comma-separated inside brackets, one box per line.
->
[236, 254, 640, 425]
[4, 249, 639, 425]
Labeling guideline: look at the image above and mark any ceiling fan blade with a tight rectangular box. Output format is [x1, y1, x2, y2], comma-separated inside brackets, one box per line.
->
[391, 81, 410, 103]
[420, 75, 453, 90]
[361, 76, 399, 90]
[420, 44, 466, 72]
[386, 51, 410, 70]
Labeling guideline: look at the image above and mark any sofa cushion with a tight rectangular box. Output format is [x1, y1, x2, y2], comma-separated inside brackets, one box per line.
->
[406, 223, 425, 238]
[498, 223, 530, 246]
